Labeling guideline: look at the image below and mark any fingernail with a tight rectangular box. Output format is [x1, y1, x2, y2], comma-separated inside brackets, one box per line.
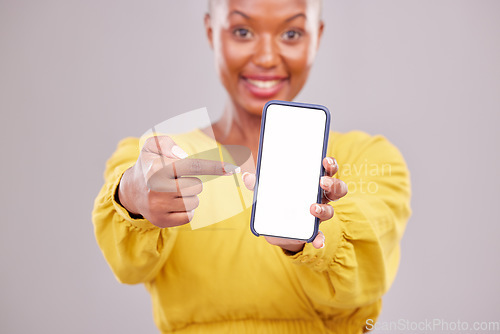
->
[321, 176, 333, 187]
[320, 242, 325, 249]
[223, 163, 240, 175]
[326, 157, 334, 165]
[171, 145, 188, 159]
[315, 204, 322, 214]
[187, 209, 195, 221]
[242, 172, 250, 182]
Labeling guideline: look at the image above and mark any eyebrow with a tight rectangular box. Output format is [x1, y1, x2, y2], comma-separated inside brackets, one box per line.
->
[229, 10, 251, 20]
[285, 13, 306, 22]
[229, 11, 306, 22]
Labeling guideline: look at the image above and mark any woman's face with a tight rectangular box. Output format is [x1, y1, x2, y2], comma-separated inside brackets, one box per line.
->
[206, 0, 323, 116]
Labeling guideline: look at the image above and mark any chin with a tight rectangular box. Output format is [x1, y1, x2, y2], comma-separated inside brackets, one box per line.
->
[243, 99, 271, 116]
[240, 94, 293, 117]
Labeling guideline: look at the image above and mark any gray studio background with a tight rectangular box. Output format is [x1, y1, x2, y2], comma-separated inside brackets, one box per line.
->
[1, 1, 499, 333]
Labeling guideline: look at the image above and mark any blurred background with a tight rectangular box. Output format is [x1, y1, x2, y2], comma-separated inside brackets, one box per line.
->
[1, 0, 499, 333]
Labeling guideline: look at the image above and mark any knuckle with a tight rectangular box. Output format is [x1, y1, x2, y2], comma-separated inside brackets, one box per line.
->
[327, 205, 334, 217]
[161, 161, 175, 175]
[190, 160, 202, 174]
[147, 193, 167, 213]
[148, 204, 163, 218]
[333, 180, 343, 193]
[151, 160, 165, 175]
[143, 136, 157, 149]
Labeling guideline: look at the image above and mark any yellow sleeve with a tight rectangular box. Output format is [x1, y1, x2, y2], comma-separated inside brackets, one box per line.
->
[282, 131, 412, 309]
[92, 137, 179, 284]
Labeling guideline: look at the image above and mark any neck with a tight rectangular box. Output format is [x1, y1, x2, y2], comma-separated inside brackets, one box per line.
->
[212, 100, 261, 148]
[205, 100, 262, 171]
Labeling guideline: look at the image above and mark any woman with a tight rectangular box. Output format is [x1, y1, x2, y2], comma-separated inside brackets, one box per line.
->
[92, 0, 411, 333]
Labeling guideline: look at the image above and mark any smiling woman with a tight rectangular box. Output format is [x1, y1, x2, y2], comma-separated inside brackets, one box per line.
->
[92, 0, 411, 333]
[206, 0, 323, 117]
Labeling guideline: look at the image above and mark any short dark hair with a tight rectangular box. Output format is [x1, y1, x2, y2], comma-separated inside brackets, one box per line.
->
[208, 0, 323, 19]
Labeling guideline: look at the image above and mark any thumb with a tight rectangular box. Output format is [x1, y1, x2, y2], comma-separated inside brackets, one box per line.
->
[143, 135, 189, 159]
[242, 172, 256, 191]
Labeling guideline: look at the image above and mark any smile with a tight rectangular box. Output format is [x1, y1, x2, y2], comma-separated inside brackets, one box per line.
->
[241, 75, 288, 99]
[245, 79, 282, 89]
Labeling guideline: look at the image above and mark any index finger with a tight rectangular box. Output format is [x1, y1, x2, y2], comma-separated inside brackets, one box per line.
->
[171, 158, 240, 177]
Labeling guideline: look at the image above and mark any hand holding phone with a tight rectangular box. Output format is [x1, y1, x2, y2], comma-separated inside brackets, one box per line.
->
[248, 100, 347, 251]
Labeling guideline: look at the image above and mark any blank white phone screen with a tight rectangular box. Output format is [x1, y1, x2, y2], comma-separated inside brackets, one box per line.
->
[253, 104, 328, 240]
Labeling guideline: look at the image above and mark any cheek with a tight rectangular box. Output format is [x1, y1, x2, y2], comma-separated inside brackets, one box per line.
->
[281, 43, 313, 78]
[216, 36, 253, 80]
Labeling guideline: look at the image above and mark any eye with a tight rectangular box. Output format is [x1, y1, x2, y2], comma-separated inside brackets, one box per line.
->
[281, 29, 302, 41]
[233, 28, 253, 39]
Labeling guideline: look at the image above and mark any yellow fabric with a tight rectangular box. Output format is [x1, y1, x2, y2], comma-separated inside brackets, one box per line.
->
[92, 129, 411, 334]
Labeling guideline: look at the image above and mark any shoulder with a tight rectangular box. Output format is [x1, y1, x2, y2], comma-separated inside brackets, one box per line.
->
[328, 131, 411, 200]
[115, 137, 140, 151]
[110, 136, 141, 160]
[103, 137, 140, 181]
[328, 130, 407, 167]
[329, 130, 395, 150]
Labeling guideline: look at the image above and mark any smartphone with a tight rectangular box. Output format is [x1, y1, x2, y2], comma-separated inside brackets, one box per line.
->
[250, 100, 331, 242]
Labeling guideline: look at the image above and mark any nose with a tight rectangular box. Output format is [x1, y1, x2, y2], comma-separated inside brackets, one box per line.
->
[252, 34, 280, 69]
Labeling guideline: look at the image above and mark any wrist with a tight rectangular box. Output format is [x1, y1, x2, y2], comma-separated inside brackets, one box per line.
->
[116, 167, 142, 217]
[281, 243, 304, 255]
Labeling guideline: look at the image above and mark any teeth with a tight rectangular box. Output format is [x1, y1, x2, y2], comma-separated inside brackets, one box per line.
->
[246, 79, 281, 89]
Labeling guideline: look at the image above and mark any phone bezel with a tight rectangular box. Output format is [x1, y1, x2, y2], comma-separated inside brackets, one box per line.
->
[250, 100, 331, 243]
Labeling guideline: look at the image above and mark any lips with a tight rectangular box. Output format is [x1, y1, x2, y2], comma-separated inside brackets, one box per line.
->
[245, 78, 282, 89]
[240, 75, 288, 99]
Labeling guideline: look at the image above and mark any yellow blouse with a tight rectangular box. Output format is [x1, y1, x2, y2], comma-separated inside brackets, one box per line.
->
[92, 129, 411, 334]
